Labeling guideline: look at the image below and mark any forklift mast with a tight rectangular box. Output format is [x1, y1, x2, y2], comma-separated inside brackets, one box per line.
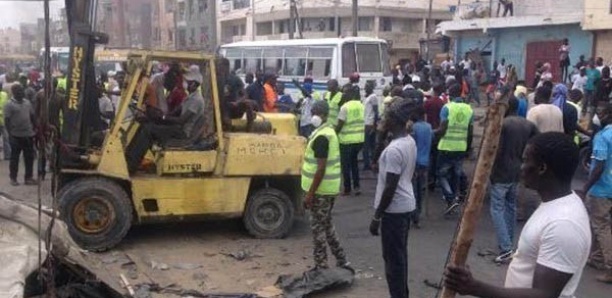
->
[62, 0, 108, 150]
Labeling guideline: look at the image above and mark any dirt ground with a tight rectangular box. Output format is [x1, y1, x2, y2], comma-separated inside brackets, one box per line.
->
[0, 106, 609, 297]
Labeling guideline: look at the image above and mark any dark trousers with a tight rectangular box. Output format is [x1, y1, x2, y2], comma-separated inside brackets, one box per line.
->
[9, 136, 35, 181]
[299, 124, 315, 138]
[362, 127, 376, 170]
[412, 165, 428, 223]
[381, 212, 412, 298]
[340, 143, 362, 192]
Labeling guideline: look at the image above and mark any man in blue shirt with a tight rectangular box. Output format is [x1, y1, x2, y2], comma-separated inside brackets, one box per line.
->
[579, 103, 612, 283]
[410, 106, 432, 228]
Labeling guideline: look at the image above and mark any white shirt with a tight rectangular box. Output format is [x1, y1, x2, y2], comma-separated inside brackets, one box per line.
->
[505, 193, 591, 298]
[460, 59, 472, 70]
[571, 74, 587, 92]
[498, 64, 507, 79]
[526, 104, 564, 133]
[98, 95, 114, 125]
[363, 93, 378, 126]
[374, 136, 417, 213]
[441, 60, 453, 72]
[299, 96, 315, 127]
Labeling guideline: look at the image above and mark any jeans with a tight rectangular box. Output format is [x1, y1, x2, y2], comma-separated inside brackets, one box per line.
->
[489, 182, 518, 253]
[0, 126, 10, 160]
[340, 143, 362, 192]
[437, 151, 468, 203]
[362, 127, 376, 170]
[412, 165, 428, 223]
[299, 124, 315, 138]
[9, 136, 35, 181]
[381, 212, 412, 298]
[470, 84, 480, 106]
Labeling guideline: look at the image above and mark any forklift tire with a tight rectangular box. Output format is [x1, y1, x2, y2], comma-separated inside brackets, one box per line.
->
[58, 177, 133, 252]
[244, 188, 294, 239]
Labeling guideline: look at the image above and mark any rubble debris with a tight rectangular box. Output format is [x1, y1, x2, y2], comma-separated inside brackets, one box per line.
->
[173, 263, 203, 270]
[275, 267, 354, 298]
[255, 285, 283, 298]
[149, 260, 170, 271]
[134, 283, 257, 298]
[221, 250, 262, 261]
[120, 273, 136, 296]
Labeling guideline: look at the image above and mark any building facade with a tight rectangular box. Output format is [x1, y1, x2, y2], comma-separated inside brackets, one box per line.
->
[97, 0, 154, 48]
[216, 0, 455, 63]
[583, 0, 612, 61]
[0, 27, 22, 55]
[152, 0, 177, 50]
[175, 0, 217, 51]
[438, 0, 591, 84]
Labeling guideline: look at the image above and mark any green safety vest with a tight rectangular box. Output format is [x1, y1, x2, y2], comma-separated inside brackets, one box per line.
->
[338, 100, 365, 144]
[325, 91, 343, 126]
[438, 101, 473, 152]
[567, 101, 581, 145]
[0, 91, 8, 126]
[301, 124, 342, 195]
[57, 78, 67, 90]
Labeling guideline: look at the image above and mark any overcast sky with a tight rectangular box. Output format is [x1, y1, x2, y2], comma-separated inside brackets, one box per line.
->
[0, 0, 65, 29]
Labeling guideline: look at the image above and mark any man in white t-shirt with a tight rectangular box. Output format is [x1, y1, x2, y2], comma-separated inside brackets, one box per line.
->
[369, 98, 417, 298]
[571, 67, 587, 92]
[526, 86, 564, 133]
[445, 132, 591, 298]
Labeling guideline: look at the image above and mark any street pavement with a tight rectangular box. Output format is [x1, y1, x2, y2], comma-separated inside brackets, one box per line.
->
[0, 107, 609, 297]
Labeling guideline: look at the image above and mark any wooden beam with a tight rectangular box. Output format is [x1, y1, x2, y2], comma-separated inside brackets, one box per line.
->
[439, 90, 509, 298]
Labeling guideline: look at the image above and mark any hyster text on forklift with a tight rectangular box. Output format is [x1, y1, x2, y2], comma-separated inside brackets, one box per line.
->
[55, 1, 305, 251]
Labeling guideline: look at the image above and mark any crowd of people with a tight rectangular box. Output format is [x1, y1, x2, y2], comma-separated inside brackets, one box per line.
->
[2, 47, 612, 297]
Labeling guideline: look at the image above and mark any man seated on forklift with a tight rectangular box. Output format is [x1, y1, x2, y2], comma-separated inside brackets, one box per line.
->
[216, 57, 257, 131]
[136, 65, 206, 149]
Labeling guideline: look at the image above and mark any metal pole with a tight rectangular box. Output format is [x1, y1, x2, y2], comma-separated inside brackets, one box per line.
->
[251, 0, 256, 41]
[489, 0, 493, 17]
[289, 0, 295, 39]
[426, 0, 433, 61]
[352, 0, 358, 37]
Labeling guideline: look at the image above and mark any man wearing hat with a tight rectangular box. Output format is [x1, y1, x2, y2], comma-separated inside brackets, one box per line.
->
[301, 100, 349, 270]
[138, 65, 205, 149]
[369, 98, 418, 298]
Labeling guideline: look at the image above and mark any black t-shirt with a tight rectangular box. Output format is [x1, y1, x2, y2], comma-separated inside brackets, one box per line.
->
[312, 135, 329, 159]
[491, 116, 539, 183]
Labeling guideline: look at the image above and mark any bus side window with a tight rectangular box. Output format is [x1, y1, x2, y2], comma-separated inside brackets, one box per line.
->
[342, 43, 357, 77]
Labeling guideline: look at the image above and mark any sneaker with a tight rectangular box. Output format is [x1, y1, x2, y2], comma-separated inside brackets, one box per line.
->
[24, 179, 38, 186]
[444, 201, 460, 215]
[354, 188, 361, 196]
[494, 250, 514, 264]
[587, 259, 606, 271]
[10, 179, 19, 186]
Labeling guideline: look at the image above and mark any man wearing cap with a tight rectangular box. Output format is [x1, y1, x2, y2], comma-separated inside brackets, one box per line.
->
[336, 85, 365, 196]
[436, 83, 474, 214]
[138, 65, 205, 149]
[369, 97, 417, 298]
[302, 100, 349, 270]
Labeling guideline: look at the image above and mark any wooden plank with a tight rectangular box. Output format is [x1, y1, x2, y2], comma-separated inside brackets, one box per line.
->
[439, 90, 509, 298]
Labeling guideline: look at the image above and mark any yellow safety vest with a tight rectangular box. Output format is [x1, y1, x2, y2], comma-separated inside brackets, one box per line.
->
[338, 100, 365, 144]
[0, 91, 8, 126]
[57, 78, 67, 91]
[567, 101, 581, 145]
[325, 91, 343, 126]
[301, 124, 342, 195]
[438, 101, 473, 152]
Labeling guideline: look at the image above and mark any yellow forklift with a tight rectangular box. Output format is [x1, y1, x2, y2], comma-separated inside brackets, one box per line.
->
[56, 49, 306, 251]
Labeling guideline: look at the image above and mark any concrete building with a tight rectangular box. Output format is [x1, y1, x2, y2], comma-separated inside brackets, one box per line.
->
[437, 0, 591, 85]
[97, 0, 153, 48]
[175, 0, 217, 51]
[0, 27, 22, 55]
[151, 0, 177, 50]
[19, 23, 38, 55]
[216, 0, 455, 63]
[583, 0, 612, 61]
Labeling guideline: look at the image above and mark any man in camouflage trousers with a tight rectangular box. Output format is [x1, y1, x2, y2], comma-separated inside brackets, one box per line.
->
[302, 100, 349, 269]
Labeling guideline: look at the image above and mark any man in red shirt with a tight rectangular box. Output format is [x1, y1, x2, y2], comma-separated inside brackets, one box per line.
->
[424, 82, 448, 189]
[164, 63, 188, 114]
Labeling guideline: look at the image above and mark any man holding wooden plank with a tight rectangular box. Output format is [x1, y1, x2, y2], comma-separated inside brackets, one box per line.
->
[444, 132, 591, 298]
